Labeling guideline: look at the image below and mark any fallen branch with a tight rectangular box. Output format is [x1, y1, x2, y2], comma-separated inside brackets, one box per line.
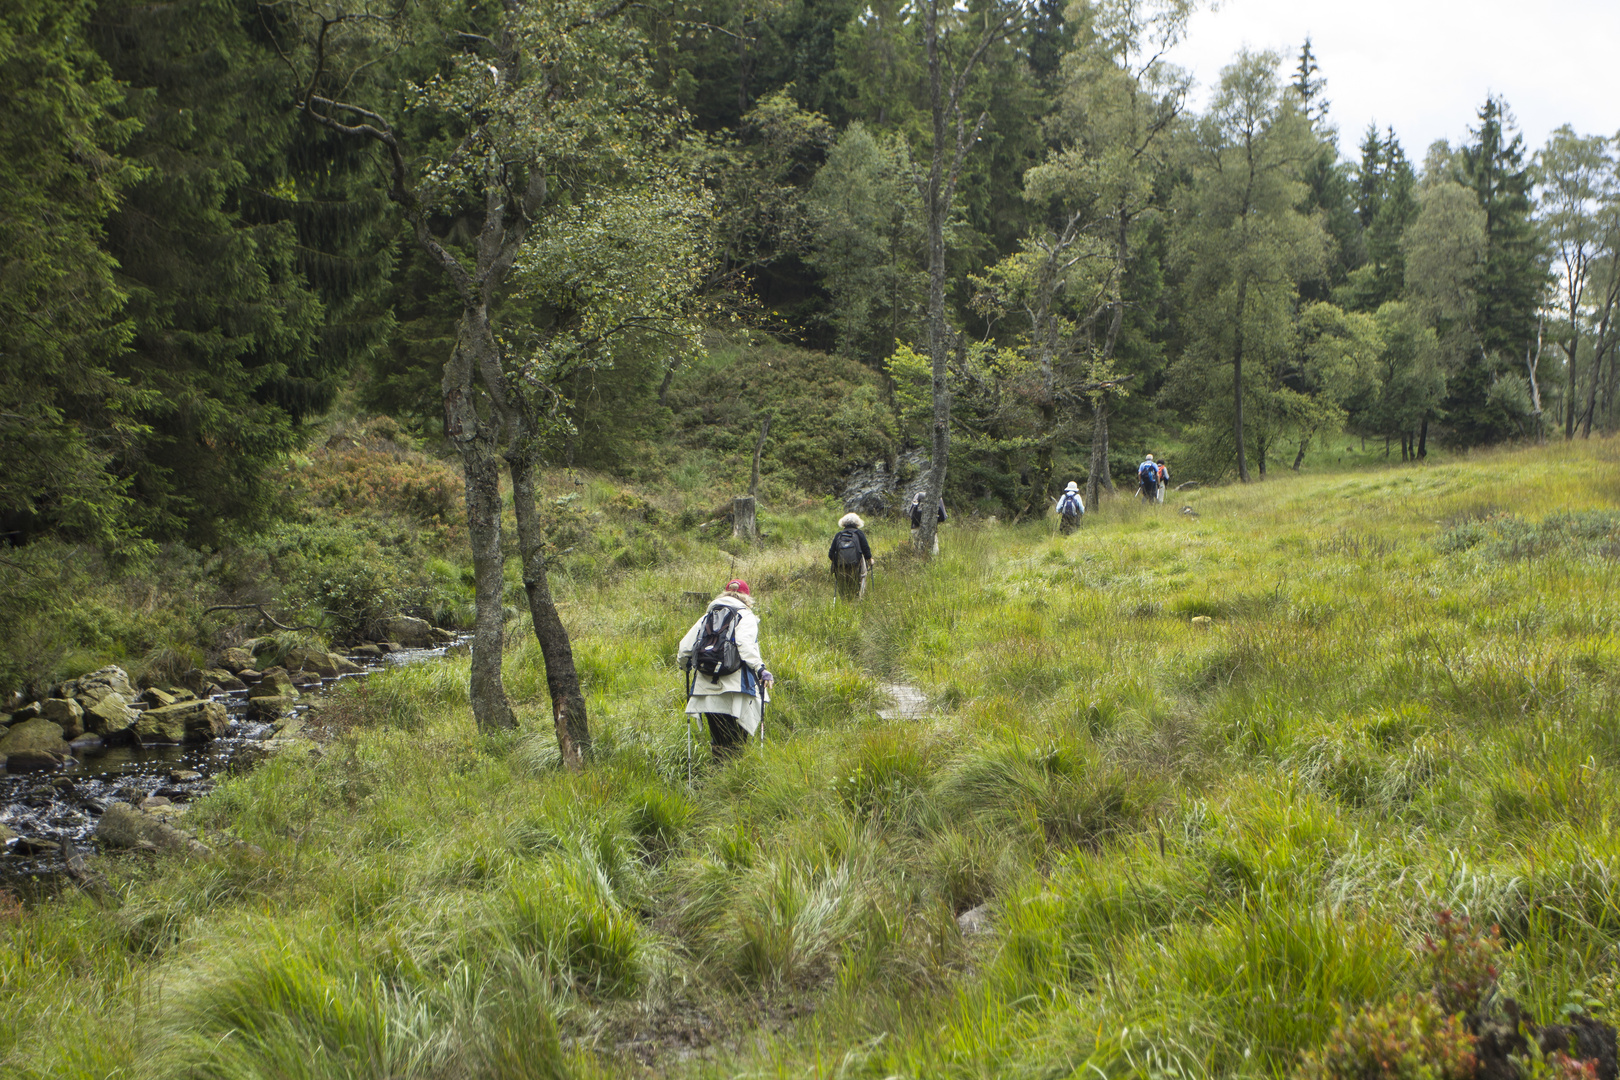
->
[200, 604, 324, 633]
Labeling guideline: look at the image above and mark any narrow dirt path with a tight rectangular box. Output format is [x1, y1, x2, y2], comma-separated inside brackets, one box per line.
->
[877, 681, 929, 720]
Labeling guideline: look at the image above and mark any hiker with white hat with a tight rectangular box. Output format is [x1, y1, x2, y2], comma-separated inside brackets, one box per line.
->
[1055, 481, 1085, 534]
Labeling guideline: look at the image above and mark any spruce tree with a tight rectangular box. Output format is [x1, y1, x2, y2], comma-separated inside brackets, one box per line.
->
[1291, 37, 1329, 129]
[89, 0, 392, 543]
[1341, 128, 1416, 311]
[1289, 40, 1360, 303]
[0, 0, 146, 545]
[1445, 95, 1547, 444]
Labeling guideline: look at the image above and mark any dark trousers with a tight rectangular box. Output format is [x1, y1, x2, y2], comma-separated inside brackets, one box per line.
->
[705, 712, 748, 760]
[833, 563, 866, 600]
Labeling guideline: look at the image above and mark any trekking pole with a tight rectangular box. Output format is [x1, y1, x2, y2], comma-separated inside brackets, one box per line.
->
[756, 669, 767, 748]
[684, 667, 696, 788]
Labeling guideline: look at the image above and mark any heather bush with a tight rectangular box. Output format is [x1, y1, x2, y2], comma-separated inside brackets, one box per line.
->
[1298, 994, 1477, 1080]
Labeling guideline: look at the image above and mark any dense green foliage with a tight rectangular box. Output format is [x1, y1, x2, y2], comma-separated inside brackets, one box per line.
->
[2, 0, 1615, 556]
[5, 440, 1620, 1078]
[0, 0, 145, 545]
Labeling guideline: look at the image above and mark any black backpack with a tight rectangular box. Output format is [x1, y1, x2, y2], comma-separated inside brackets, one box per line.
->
[831, 528, 863, 566]
[692, 604, 743, 678]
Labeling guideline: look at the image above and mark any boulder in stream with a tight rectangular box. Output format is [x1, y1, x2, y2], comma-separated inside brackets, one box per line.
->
[247, 695, 297, 721]
[252, 667, 299, 699]
[203, 668, 247, 691]
[95, 802, 210, 857]
[58, 666, 139, 736]
[0, 717, 71, 759]
[350, 644, 383, 659]
[131, 699, 228, 744]
[219, 647, 256, 673]
[282, 645, 334, 677]
[83, 695, 137, 737]
[381, 615, 435, 647]
[61, 666, 137, 708]
[282, 646, 363, 678]
[39, 698, 85, 739]
[6, 749, 66, 772]
[176, 668, 219, 695]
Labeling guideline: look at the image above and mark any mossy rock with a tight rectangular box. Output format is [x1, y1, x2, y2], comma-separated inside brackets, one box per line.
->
[247, 696, 297, 722]
[131, 699, 228, 744]
[0, 718, 70, 757]
[39, 698, 84, 739]
[83, 695, 136, 736]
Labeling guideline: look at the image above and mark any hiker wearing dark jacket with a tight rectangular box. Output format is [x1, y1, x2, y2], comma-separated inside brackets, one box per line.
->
[829, 512, 874, 601]
[909, 493, 946, 553]
[677, 579, 773, 759]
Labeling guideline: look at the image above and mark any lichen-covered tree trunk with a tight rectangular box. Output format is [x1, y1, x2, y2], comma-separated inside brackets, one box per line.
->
[1232, 276, 1251, 482]
[1086, 398, 1111, 508]
[444, 332, 516, 732]
[507, 452, 589, 767]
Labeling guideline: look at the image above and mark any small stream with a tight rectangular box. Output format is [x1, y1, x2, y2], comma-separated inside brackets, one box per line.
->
[0, 640, 466, 894]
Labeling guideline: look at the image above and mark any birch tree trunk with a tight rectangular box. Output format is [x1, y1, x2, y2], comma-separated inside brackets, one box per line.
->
[913, 0, 1015, 556]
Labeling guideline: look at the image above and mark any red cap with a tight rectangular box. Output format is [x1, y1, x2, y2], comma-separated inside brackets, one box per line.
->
[726, 579, 750, 596]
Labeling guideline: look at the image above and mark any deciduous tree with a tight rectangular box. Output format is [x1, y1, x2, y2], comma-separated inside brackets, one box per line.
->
[1168, 50, 1326, 480]
[1537, 126, 1613, 439]
[278, 0, 710, 758]
[1025, 0, 1192, 507]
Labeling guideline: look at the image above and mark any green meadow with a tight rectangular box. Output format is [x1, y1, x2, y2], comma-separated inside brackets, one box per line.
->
[4, 439, 1620, 1079]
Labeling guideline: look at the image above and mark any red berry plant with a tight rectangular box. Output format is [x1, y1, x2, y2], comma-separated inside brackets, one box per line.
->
[1298, 994, 1478, 1080]
[1424, 910, 1502, 1023]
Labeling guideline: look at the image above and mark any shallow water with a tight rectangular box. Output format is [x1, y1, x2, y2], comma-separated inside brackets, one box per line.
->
[0, 640, 465, 894]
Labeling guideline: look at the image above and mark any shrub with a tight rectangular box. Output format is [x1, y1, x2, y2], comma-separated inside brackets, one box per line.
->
[1297, 994, 1476, 1080]
[1425, 910, 1502, 1020]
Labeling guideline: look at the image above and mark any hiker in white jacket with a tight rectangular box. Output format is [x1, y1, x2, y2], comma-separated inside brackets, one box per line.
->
[1055, 480, 1084, 534]
[677, 578, 773, 759]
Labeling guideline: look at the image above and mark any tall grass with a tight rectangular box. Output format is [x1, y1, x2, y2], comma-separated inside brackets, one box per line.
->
[5, 438, 1620, 1078]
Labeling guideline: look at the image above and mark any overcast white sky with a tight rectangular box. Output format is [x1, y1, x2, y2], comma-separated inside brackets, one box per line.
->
[1163, 0, 1620, 164]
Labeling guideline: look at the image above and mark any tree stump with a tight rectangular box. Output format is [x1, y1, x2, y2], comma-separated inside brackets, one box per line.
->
[732, 495, 757, 540]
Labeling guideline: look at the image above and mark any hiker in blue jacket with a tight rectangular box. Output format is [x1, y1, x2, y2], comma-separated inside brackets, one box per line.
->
[1137, 454, 1160, 502]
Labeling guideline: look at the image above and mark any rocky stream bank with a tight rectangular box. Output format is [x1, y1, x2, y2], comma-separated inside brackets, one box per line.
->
[0, 615, 463, 893]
